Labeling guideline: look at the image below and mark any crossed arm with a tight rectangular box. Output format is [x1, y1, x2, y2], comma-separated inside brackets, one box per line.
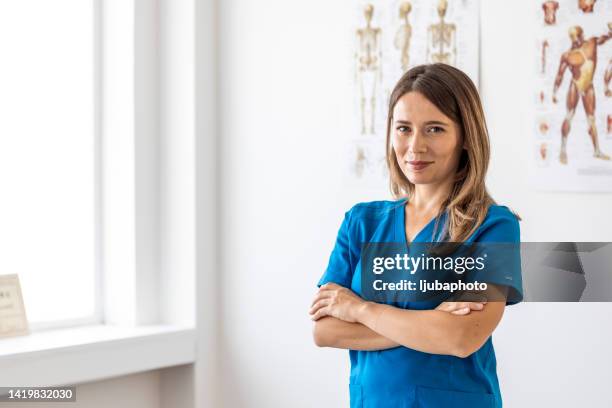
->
[310, 283, 507, 358]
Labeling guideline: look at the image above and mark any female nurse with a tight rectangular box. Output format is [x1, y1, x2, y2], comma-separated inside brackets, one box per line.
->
[309, 63, 522, 408]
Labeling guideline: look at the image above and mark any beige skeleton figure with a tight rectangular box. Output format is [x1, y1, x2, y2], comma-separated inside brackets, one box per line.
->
[578, 0, 596, 13]
[394, 2, 413, 72]
[552, 25, 612, 164]
[426, 0, 457, 65]
[542, 1, 559, 26]
[605, 58, 612, 97]
[355, 4, 382, 135]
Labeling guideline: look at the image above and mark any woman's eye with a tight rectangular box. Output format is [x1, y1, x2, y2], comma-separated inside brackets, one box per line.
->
[428, 126, 444, 133]
[397, 126, 410, 133]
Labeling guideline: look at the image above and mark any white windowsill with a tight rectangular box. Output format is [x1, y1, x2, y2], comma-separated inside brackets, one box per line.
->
[0, 324, 196, 387]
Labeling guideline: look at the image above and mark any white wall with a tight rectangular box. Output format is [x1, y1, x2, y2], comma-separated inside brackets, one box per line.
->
[218, 1, 612, 408]
[218, 0, 360, 406]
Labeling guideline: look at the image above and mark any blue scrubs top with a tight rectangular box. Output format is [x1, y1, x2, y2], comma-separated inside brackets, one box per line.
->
[317, 199, 523, 408]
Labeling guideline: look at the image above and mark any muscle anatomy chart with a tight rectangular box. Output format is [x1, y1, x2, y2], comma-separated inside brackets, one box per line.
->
[533, 0, 612, 192]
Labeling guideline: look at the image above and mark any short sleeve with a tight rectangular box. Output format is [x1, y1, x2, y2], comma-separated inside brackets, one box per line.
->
[317, 209, 357, 288]
[469, 210, 524, 305]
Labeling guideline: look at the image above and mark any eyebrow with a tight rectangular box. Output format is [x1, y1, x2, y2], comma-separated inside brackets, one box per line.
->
[394, 119, 449, 126]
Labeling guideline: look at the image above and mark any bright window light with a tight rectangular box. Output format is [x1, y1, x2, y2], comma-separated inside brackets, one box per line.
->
[0, 1, 97, 326]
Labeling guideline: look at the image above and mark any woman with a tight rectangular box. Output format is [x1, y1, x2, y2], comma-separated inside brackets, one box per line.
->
[309, 63, 522, 408]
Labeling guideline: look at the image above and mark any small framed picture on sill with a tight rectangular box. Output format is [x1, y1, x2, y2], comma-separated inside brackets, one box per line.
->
[0, 274, 29, 339]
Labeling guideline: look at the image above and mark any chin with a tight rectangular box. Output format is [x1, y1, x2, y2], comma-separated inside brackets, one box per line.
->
[405, 173, 434, 185]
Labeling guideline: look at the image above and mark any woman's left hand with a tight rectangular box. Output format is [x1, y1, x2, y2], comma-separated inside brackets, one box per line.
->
[309, 282, 366, 323]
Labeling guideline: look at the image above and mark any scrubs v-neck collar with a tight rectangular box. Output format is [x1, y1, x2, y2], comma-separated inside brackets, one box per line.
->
[394, 198, 444, 244]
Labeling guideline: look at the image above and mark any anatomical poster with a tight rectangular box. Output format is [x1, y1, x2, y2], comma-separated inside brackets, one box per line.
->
[533, 0, 612, 192]
[347, 0, 480, 184]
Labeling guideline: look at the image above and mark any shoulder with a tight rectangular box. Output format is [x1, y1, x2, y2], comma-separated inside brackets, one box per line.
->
[473, 204, 521, 242]
[337, 199, 403, 242]
[346, 199, 403, 220]
[485, 204, 519, 221]
[340, 199, 403, 233]
[482, 205, 520, 228]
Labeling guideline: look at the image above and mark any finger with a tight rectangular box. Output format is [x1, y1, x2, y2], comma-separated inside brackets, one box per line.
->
[314, 285, 345, 306]
[436, 302, 448, 312]
[436, 302, 454, 312]
[436, 302, 472, 312]
[451, 307, 470, 315]
[456, 302, 484, 311]
[310, 290, 333, 306]
[309, 298, 331, 316]
[437, 301, 485, 313]
[310, 294, 319, 308]
[310, 290, 332, 307]
[311, 306, 330, 321]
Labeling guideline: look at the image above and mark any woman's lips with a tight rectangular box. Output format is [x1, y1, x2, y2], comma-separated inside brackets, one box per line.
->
[407, 161, 433, 171]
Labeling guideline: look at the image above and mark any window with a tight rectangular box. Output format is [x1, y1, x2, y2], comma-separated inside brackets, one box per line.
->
[0, 1, 98, 327]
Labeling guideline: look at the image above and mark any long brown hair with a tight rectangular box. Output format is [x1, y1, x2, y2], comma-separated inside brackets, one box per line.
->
[386, 63, 514, 242]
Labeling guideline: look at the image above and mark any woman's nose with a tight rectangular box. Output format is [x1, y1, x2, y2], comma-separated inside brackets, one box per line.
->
[408, 131, 427, 154]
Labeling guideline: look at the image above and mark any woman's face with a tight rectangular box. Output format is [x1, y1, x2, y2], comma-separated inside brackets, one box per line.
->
[391, 91, 464, 186]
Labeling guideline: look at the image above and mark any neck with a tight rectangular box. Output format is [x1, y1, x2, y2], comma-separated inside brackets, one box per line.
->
[409, 181, 454, 214]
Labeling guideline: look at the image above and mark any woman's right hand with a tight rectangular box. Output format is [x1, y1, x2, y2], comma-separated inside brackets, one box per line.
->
[435, 300, 486, 316]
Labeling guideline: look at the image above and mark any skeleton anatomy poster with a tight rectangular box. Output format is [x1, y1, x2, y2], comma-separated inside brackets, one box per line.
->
[533, 0, 612, 192]
[347, 0, 480, 184]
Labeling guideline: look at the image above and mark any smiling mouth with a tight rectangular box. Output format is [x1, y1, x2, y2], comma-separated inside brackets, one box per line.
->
[407, 161, 434, 171]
